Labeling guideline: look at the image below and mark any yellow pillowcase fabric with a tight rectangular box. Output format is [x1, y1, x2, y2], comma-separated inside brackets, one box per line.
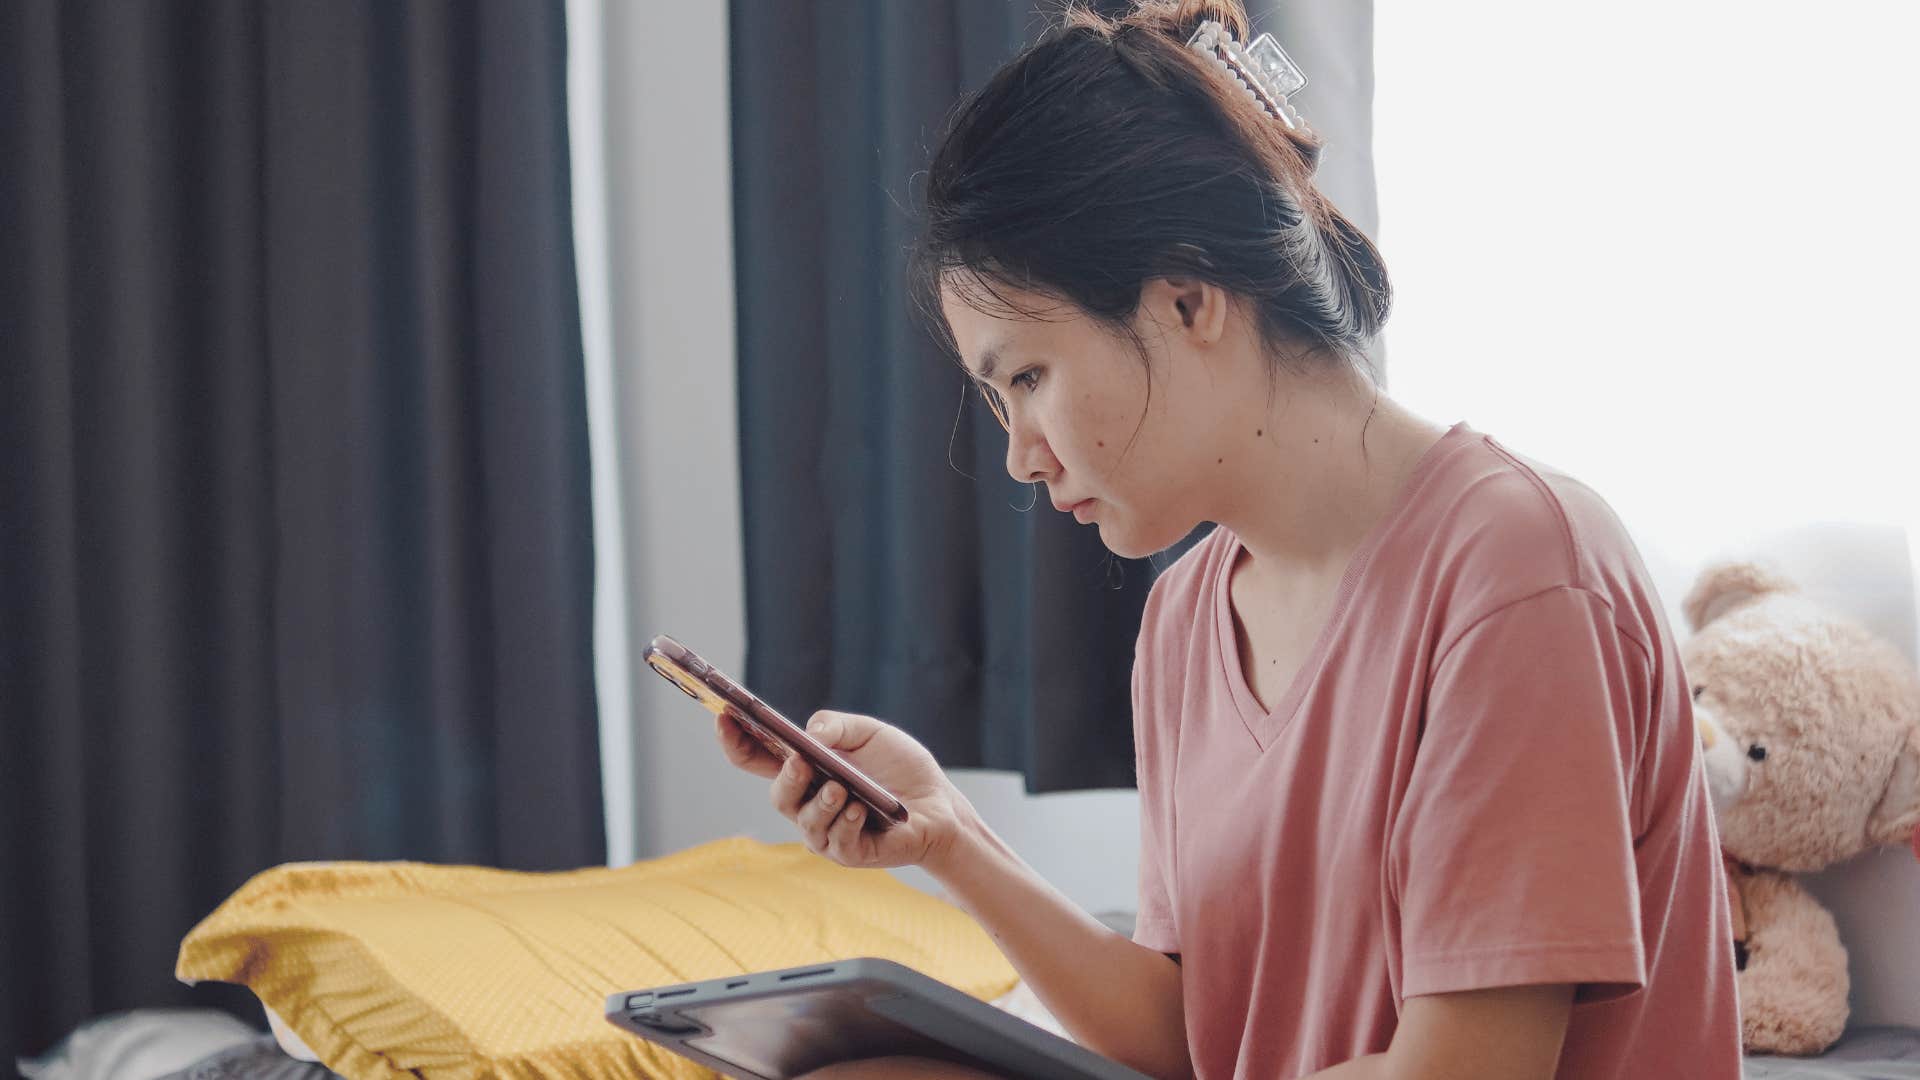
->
[176, 837, 1019, 1080]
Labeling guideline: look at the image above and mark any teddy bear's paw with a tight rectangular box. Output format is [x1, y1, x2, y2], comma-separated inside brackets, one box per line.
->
[1738, 874, 1850, 1055]
[1741, 997, 1847, 1057]
[1741, 947, 1847, 1055]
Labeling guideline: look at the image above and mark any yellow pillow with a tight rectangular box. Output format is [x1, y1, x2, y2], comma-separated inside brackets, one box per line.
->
[177, 837, 1019, 1079]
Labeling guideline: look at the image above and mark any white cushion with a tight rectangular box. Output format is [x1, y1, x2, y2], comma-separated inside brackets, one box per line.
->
[263, 1005, 321, 1064]
[17, 1009, 256, 1080]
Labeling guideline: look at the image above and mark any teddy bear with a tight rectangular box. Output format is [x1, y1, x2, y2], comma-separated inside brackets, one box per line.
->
[1680, 560, 1920, 1055]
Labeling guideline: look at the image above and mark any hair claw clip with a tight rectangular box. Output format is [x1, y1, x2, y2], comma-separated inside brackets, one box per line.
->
[1185, 19, 1308, 130]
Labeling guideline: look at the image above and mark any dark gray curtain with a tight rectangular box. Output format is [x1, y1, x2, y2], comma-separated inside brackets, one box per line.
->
[730, 0, 1376, 793]
[0, 0, 602, 1063]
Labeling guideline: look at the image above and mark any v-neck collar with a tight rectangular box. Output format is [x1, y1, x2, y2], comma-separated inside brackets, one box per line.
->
[1212, 420, 1474, 751]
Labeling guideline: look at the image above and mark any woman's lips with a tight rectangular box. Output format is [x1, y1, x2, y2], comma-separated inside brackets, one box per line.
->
[1069, 498, 1095, 522]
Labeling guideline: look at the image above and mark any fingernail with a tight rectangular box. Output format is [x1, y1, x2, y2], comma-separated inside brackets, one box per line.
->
[846, 805, 863, 823]
[821, 786, 839, 807]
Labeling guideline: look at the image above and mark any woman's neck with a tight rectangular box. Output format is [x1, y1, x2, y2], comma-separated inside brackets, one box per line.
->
[1212, 371, 1450, 586]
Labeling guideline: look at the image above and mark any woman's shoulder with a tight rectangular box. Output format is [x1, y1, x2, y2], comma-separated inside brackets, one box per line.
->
[1421, 432, 1663, 654]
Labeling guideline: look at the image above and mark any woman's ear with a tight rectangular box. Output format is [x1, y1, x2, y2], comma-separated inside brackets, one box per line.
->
[1142, 276, 1228, 346]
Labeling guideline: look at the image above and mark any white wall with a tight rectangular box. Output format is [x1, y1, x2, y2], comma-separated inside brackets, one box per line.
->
[576, 0, 1141, 916]
[1374, 0, 1920, 565]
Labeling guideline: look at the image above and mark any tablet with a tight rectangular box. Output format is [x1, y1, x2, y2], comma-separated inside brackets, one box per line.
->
[604, 957, 1152, 1080]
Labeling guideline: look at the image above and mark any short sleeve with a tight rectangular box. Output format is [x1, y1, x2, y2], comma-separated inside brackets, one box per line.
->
[1391, 585, 1649, 1004]
[1131, 639, 1180, 955]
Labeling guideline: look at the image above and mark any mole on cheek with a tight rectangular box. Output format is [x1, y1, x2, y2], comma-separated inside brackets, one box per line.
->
[1217, 458, 1224, 464]
[1256, 428, 1263, 437]
[1097, 441, 1105, 448]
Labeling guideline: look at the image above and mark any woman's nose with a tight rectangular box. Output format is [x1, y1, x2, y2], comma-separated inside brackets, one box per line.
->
[1004, 419, 1057, 484]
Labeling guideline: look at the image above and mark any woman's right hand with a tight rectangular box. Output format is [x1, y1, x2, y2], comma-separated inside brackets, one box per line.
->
[715, 709, 975, 874]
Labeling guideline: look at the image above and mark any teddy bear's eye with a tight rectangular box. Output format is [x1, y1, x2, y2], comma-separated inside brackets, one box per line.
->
[1692, 684, 1705, 702]
[1747, 744, 1767, 762]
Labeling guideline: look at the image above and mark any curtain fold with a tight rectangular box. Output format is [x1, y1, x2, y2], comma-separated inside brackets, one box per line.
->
[730, 0, 1378, 793]
[0, 0, 601, 1061]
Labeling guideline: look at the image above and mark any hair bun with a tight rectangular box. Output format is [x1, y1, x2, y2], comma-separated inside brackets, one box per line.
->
[1109, 0, 1322, 173]
[1120, 0, 1253, 42]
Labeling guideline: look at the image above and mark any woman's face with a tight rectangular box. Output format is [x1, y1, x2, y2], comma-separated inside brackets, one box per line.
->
[940, 277, 1243, 559]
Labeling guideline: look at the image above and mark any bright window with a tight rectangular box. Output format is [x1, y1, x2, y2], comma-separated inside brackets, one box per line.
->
[1374, 2, 1920, 567]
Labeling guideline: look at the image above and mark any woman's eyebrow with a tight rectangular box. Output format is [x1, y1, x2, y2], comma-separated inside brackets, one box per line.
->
[969, 342, 1006, 383]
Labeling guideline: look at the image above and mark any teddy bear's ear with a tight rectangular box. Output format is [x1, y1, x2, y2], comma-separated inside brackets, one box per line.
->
[1681, 560, 1798, 633]
[1868, 722, 1920, 850]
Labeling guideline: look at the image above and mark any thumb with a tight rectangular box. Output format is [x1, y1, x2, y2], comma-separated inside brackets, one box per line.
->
[806, 710, 877, 751]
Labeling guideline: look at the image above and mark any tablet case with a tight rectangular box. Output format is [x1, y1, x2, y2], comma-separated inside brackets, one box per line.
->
[605, 957, 1153, 1080]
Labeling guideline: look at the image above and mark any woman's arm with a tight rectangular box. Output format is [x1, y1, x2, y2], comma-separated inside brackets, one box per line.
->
[1302, 984, 1575, 1080]
[925, 807, 1195, 1080]
[729, 710, 1193, 1080]
[788, 803, 1191, 1080]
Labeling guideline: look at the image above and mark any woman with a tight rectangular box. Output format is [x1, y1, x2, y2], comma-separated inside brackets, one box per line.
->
[718, 1, 1743, 1077]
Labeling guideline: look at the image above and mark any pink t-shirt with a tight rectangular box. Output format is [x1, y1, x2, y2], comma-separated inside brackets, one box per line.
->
[1131, 421, 1742, 1079]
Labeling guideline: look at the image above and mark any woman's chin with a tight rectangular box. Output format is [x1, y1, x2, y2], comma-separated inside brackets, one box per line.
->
[1098, 514, 1199, 561]
[1092, 519, 1151, 560]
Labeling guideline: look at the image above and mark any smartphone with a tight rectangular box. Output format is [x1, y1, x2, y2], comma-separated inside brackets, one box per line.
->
[644, 635, 909, 832]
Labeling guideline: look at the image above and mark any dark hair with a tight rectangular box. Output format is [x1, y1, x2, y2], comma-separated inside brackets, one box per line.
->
[912, 0, 1390, 393]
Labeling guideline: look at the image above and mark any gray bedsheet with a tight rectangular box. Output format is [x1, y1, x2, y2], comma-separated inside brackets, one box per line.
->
[1745, 1027, 1920, 1079]
[138, 1024, 1920, 1079]
[159, 1024, 1920, 1080]
[26, 1007, 1920, 1078]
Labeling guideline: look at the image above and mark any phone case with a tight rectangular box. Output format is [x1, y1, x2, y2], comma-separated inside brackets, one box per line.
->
[644, 635, 909, 831]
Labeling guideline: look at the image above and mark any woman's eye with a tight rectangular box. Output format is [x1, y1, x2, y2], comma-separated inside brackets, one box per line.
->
[1011, 369, 1040, 392]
